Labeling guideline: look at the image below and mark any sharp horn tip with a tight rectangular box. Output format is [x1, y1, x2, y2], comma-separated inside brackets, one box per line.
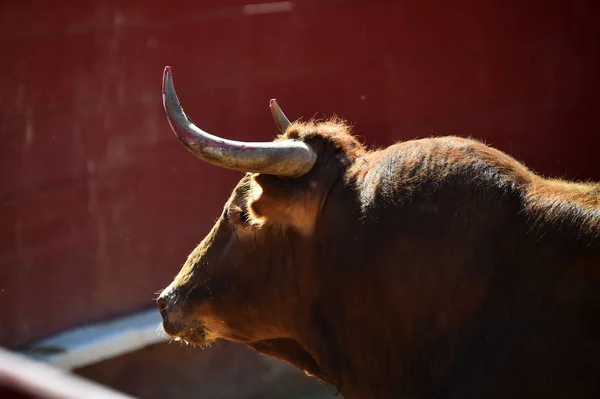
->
[270, 98, 277, 107]
[162, 66, 172, 95]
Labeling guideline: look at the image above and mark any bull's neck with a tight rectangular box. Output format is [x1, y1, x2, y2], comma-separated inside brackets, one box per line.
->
[291, 191, 386, 396]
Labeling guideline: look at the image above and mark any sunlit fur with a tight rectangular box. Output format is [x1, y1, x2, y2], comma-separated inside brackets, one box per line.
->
[159, 118, 600, 398]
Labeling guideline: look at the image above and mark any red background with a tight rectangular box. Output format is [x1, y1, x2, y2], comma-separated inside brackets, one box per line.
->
[1, 0, 599, 347]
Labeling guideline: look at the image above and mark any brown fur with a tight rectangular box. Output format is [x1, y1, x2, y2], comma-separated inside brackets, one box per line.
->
[158, 119, 600, 398]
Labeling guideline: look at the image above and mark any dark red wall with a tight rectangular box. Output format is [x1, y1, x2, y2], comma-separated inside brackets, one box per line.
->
[1, 0, 599, 347]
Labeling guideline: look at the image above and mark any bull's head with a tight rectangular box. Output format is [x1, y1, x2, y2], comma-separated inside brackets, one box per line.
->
[156, 67, 358, 361]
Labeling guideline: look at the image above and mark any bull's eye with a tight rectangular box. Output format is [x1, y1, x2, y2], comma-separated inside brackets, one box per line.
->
[228, 207, 251, 227]
[239, 210, 250, 224]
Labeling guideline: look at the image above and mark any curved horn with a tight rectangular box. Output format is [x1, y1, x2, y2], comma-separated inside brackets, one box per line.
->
[162, 66, 317, 177]
[270, 99, 291, 132]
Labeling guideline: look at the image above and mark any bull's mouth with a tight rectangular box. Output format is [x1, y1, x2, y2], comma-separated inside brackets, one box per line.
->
[161, 323, 216, 347]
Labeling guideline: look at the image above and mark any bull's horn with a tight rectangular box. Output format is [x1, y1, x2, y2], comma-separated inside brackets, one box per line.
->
[270, 99, 291, 132]
[162, 66, 317, 177]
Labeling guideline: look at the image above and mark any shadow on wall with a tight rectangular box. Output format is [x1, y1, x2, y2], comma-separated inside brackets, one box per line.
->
[74, 340, 337, 399]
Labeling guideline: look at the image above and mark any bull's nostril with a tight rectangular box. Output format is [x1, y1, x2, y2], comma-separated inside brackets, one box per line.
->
[157, 295, 167, 315]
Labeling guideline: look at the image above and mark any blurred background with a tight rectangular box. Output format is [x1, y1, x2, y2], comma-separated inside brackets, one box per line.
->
[1, 0, 599, 398]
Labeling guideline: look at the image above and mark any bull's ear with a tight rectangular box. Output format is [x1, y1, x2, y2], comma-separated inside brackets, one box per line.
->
[246, 174, 320, 236]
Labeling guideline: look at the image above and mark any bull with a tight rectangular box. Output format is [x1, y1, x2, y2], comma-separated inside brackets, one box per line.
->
[157, 66, 600, 398]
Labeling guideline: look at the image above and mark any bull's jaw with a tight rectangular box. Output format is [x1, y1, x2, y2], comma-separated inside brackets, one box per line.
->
[248, 338, 329, 383]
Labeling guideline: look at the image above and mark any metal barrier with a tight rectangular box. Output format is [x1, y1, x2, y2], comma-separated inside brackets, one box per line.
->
[0, 346, 134, 399]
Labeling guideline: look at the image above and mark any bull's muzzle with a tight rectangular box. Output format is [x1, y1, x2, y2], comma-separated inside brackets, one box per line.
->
[156, 289, 179, 336]
[156, 289, 190, 337]
[156, 288, 209, 345]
